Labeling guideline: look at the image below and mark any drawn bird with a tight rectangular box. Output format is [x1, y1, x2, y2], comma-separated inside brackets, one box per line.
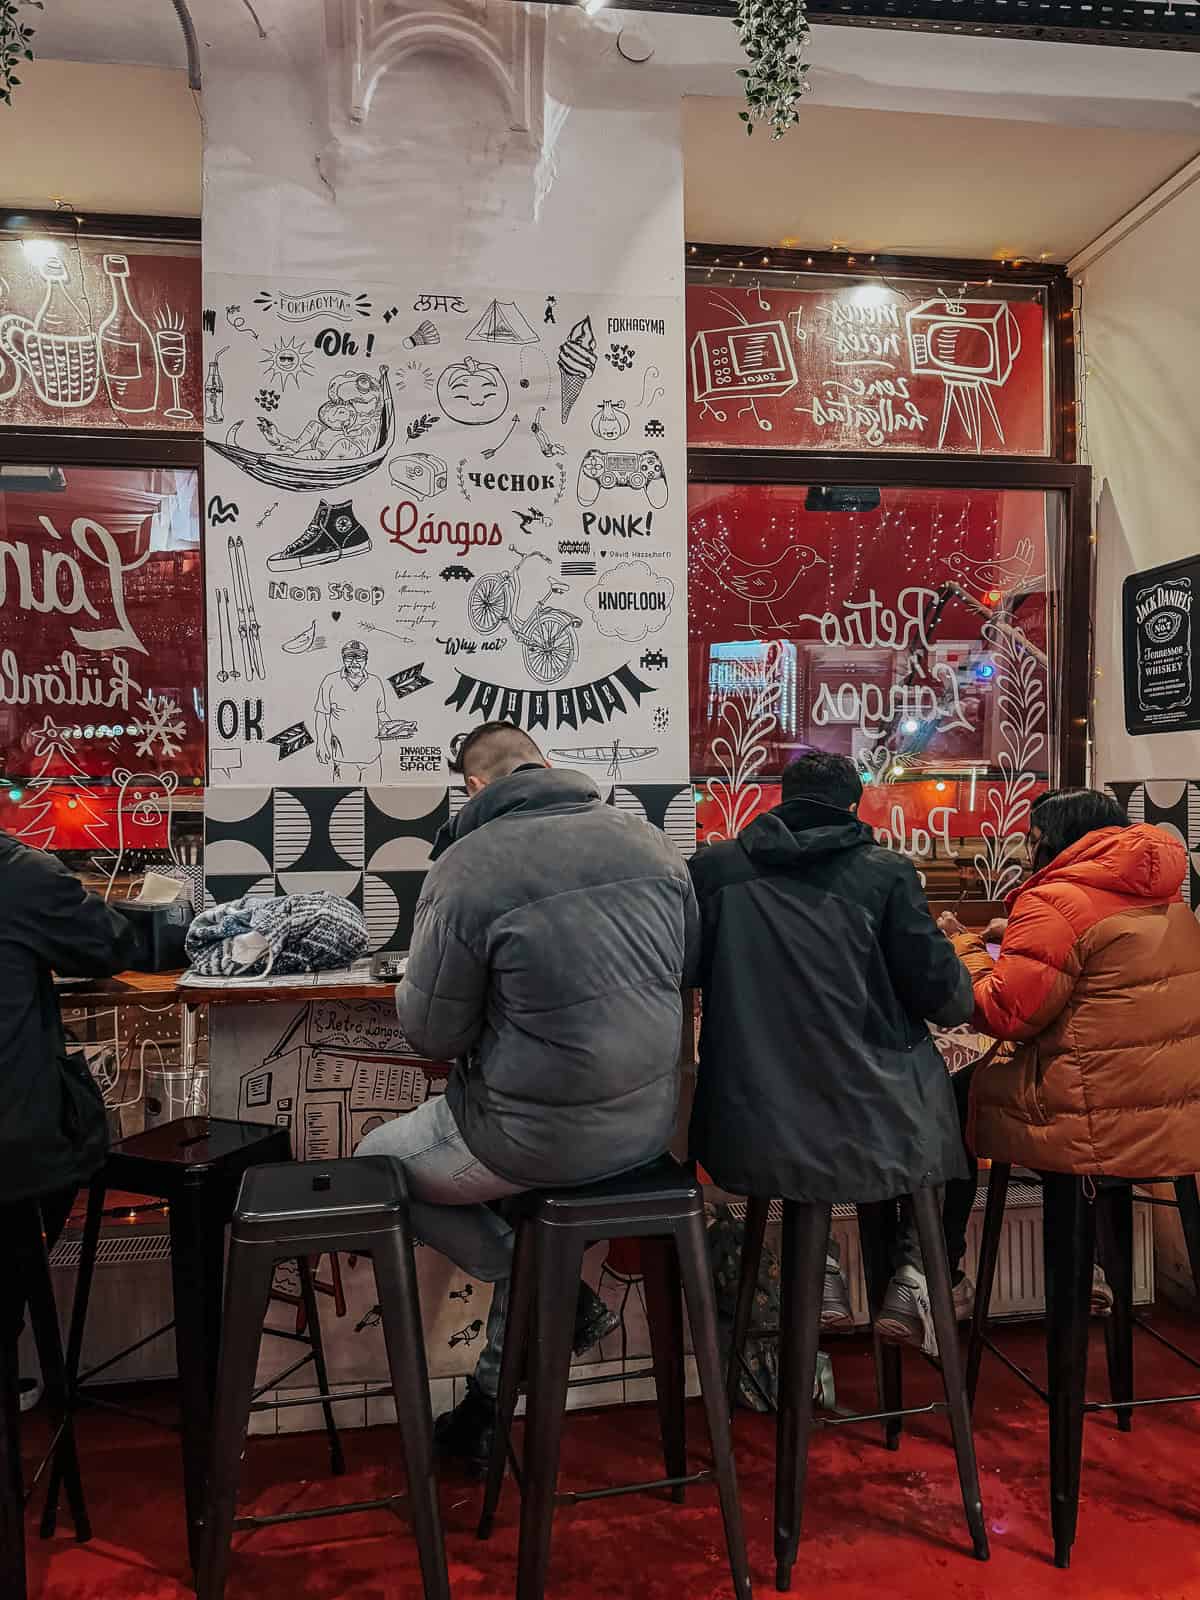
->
[697, 538, 825, 633]
[943, 538, 1040, 598]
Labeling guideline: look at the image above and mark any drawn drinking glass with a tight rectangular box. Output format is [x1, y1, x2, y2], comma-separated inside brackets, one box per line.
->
[154, 329, 192, 420]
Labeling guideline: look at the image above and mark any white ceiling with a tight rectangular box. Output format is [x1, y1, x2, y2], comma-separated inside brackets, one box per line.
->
[684, 98, 1200, 261]
[9, 3, 1200, 258]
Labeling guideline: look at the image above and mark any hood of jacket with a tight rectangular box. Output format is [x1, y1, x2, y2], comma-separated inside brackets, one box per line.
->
[738, 797, 874, 872]
[1008, 822, 1185, 910]
[430, 765, 601, 860]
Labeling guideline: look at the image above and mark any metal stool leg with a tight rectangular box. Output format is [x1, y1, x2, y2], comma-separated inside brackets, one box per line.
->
[727, 1197, 769, 1417]
[517, 1224, 585, 1600]
[20, 1217, 89, 1548]
[0, 1303, 25, 1600]
[642, 1234, 687, 1502]
[372, 1229, 451, 1600]
[479, 1221, 535, 1541]
[296, 1257, 345, 1475]
[1172, 1176, 1200, 1295]
[195, 1244, 276, 1600]
[858, 1200, 903, 1449]
[1096, 1184, 1134, 1432]
[773, 1201, 830, 1593]
[676, 1207, 754, 1600]
[966, 1163, 1010, 1411]
[1043, 1174, 1095, 1570]
[170, 1182, 227, 1576]
[42, 1178, 105, 1538]
[912, 1186, 989, 1561]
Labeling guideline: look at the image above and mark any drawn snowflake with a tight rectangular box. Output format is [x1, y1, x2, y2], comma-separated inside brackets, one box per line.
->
[652, 706, 671, 733]
[644, 418, 665, 438]
[131, 694, 186, 761]
[257, 388, 281, 412]
[606, 343, 636, 372]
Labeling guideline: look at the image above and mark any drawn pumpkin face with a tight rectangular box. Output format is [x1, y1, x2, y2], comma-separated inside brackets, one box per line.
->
[437, 356, 510, 426]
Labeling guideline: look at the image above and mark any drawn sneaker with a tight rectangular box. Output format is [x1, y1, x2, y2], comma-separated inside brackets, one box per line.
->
[266, 499, 371, 571]
[821, 1251, 855, 1333]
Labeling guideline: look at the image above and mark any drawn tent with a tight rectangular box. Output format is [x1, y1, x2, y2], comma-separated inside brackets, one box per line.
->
[238, 1003, 436, 1161]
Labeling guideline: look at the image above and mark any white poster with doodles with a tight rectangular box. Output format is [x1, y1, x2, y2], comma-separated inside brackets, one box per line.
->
[202, 281, 686, 787]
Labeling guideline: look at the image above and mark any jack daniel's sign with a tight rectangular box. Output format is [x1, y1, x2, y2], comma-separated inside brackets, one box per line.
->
[1124, 555, 1200, 735]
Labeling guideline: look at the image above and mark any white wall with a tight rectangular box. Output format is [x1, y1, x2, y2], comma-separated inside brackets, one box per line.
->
[1, 59, 200, 215]
[1074, 170, 1200, 782]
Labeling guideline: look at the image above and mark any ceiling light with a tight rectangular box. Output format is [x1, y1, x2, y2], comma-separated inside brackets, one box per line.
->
[21, 238, 59, 268]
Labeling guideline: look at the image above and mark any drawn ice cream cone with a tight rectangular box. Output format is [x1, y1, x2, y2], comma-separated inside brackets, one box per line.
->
[558, 316, 597, 423]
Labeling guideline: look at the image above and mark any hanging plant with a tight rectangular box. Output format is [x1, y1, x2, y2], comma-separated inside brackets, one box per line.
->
[733, 0, 811, 139]
[1, 0, 40, 106]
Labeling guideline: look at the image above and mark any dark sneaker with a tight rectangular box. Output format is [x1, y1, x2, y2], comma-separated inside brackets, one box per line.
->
[573, 1287, 621, 1357]
[433, 1378, 495, 1478]
[18, 1378, 43, 1413]
[267, 499, 371, 571]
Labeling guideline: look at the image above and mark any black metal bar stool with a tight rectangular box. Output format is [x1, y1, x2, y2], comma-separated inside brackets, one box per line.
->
[730, 1189, 989, 1591]
[967, 1164, 1200, 1568]
[477, 1155, 752, 1600]
[198, 1157, 449, 1600]
[1, 1198, 90, 1600]
[43, 1116, 343, 1572]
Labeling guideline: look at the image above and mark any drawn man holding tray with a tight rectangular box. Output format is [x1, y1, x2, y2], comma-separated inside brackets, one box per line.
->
[314, 639, 414, 781]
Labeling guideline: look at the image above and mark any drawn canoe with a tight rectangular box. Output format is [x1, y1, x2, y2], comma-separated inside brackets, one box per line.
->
[205, 364, 395, 491]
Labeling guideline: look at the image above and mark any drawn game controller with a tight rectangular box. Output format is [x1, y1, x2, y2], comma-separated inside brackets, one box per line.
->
[577, 449, 669, 510]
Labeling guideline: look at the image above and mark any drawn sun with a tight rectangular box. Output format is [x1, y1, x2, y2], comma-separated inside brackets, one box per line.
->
[260, 336, 315, 391]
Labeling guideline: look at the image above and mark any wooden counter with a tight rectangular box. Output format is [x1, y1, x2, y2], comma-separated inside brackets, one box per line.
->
[55, 969, 397, 1009]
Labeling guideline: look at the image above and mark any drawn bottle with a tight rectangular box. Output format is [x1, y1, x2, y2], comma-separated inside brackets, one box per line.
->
[98, 254, 160, 414]
[0, 252, 100, 409]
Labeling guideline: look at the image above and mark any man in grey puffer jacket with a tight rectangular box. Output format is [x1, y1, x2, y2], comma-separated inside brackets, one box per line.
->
[357, 721, 698, 1470]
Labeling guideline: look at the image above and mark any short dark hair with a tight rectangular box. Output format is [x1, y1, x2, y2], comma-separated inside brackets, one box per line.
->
[448, 721, 546, 784]
[781, 750, 863, 810]
[1029, 787, 1129, 872]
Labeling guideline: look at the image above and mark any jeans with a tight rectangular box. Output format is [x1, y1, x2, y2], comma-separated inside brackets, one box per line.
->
[355, 1094, 526, 1400]
[895, 1063, 979, 1280]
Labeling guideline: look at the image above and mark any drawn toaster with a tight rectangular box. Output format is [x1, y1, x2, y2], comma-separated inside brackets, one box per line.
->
[388, 451, 448, 499]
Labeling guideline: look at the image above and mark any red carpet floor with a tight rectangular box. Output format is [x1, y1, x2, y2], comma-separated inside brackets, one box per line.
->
[24, 1314, 1200, 1599]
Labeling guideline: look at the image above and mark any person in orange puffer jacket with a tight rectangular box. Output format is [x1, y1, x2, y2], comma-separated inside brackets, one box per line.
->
[942, 788, 1200, 1180]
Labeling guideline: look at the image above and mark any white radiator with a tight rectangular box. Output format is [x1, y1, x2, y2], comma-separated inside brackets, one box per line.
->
[728, 1178, 1155, 1323]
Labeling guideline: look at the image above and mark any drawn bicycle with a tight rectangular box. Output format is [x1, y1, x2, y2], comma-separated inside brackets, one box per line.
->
[467, 551, 582, 685]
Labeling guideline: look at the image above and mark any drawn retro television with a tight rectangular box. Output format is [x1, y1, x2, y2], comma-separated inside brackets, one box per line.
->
[905, 298, 1022, 450]
[689, 306, 799, 437]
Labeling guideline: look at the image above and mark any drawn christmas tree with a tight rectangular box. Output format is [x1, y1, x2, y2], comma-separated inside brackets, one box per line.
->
[13, 717, 111, 853]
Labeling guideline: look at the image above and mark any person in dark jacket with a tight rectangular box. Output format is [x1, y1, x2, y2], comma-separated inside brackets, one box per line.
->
[356, 721, 698, 1469]
[689, 751, 975, 1356]
[0, 831, 139, 1411]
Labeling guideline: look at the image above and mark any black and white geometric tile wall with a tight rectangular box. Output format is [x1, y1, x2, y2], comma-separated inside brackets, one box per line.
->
[1107, 779, 1200, 912]
[205, 782, 696, 952]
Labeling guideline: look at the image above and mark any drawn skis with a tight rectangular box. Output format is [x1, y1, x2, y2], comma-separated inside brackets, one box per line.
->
[228, 535, 266, 681]
[215, 589, 239, 683]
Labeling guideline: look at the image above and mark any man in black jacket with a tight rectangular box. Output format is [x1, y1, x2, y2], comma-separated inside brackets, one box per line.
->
[357, 722, 698, 1470]
[689, 751, 975, 1356]
[0, 831, 139, 1416]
